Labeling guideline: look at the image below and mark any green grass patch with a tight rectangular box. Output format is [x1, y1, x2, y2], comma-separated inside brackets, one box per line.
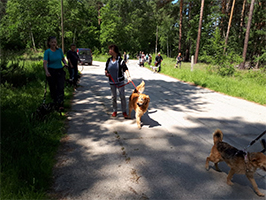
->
[1, 57, 74, 199]
[144, 56, 266, 105]
[93, 54, 110, 62]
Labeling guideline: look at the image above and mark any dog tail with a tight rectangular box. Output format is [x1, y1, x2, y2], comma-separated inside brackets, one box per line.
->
[213, 129, 223, 144]
[134, 80, 145, 94]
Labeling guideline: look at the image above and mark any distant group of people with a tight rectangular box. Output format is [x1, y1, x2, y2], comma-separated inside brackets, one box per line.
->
[137, 51, 152, 67]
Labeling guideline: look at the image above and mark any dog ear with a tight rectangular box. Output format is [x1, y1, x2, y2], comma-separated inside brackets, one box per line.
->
[143, 96, 150, 105]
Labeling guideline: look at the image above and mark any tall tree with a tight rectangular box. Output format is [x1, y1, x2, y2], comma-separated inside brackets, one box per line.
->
[194, 0, 204, 64]
[224, 0, 235, 54]
[240, 0, 255, 69]
[220, 0, 226, 37]
[178, 0, 183, 53]
[239, 0, 246, 39]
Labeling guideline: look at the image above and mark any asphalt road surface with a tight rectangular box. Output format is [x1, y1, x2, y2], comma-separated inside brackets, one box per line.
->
[50, 60, 266, 200]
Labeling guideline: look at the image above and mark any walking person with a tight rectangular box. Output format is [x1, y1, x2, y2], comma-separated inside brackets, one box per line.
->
[155, 52, 163, 72]
[140, 52, 145, 67]
[123, 51, 128, 64]
[176, 53, 182, 68]
[105, 44, 131, 118]
[138, 51, 142, 66]
[127, 53, 129, 63]
[43, 36, 68, 112]
[67, 43, 82, 85]
[148, 54, 152, 65]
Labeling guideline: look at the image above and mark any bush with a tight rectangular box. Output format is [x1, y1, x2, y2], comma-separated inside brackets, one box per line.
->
[1, 54, 73, 199]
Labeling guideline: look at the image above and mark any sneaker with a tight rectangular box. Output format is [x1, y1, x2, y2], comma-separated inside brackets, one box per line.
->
[123, 112, 128, 118]
[112, 112, 117, 117]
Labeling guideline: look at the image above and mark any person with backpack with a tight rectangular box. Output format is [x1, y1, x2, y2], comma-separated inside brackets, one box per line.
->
[105, 44, 131, 118]
[43, 36, 68, 112]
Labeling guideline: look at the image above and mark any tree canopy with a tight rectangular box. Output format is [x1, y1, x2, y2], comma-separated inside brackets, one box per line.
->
[1, 0, 266, 67]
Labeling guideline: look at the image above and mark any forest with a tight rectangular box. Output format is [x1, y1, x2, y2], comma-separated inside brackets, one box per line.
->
[1, 0, 266, 69]
[1, 1, 266, 199]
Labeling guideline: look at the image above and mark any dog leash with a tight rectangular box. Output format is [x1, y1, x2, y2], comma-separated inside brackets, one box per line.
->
[244, 130, 266, 151]
[240, 130, 266, 164]
[108, 74, 137, 90]
[235, 130, 266, 162]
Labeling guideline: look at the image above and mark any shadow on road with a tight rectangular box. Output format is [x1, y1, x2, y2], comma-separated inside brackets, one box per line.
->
[50, 72, 266, 199]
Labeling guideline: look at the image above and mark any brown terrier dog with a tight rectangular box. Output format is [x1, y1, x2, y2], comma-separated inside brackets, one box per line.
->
[206, 129, 266, 197]
[128, 81, 150, 129]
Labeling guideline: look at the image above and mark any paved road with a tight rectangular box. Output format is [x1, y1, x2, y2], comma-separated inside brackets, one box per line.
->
[51, 60, 266, 199]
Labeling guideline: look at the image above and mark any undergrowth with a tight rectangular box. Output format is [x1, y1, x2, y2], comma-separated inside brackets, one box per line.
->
[1, 54, 73, 199]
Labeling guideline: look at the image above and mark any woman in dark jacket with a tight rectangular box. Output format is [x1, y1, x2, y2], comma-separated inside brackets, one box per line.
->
[105, 44, 131, 118]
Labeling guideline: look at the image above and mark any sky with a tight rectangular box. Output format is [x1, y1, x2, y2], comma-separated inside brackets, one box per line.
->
[172, 0, 178, 3]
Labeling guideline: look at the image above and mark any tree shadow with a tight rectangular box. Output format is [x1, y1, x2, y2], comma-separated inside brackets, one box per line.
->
[50, 67, 266, 199]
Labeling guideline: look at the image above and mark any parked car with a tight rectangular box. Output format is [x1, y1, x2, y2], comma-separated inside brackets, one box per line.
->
[77, 48, 93, 65]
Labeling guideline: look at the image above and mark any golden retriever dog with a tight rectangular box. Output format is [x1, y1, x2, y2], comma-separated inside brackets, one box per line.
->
[128, 81, 150, 129]
[206, 129, 266, 197]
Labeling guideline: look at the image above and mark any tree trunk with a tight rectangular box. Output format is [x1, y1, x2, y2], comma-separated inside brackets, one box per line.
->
[178, 0, 183, 53]
[226, 0, 231, 14]
[240, 0, 255, 69]
[155, 25, 158, 54]
[97, 1, 103, 26]
[61, 0, 64, 54]
[220, 0, 226, 37]
[194, 0, 204, 64]
[167, 34, 169, 57]
[185, 2, 192, 62]
[73, 28, 76, 44]
[224, 0, 235, 54]
[239, 0, 246, 39]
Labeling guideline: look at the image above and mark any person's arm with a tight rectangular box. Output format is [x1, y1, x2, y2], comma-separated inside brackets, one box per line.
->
[121, 59, 131, 82]
[68, 59, 73, 68]
[77, 53, 82, 64]
[125, 70, 131, 82]
[105, 70, 109, 77]
[105, 58, 110, 77]
[61, 49, 68, 67]
[43, 60, 51, 77]
[62, 57, 68, 68]
[43, 51, 51, 77]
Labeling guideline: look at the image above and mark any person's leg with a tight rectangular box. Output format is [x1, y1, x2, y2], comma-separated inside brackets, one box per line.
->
[110, 84, 117, 112]
[56, 69, 65, 108]
[158, 63, 161, 72]
[68, 66, 74, 80]
[47, 68, 57, 104]
[179, 61, 181, 69]
[118, 86, 126, 113]
[73, 64, 78, 84]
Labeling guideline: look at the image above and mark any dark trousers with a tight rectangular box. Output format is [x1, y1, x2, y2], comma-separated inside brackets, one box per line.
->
[155, 62, 161, 72]
[47, 68, 65, 106]
[68, 64, 78, 83]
